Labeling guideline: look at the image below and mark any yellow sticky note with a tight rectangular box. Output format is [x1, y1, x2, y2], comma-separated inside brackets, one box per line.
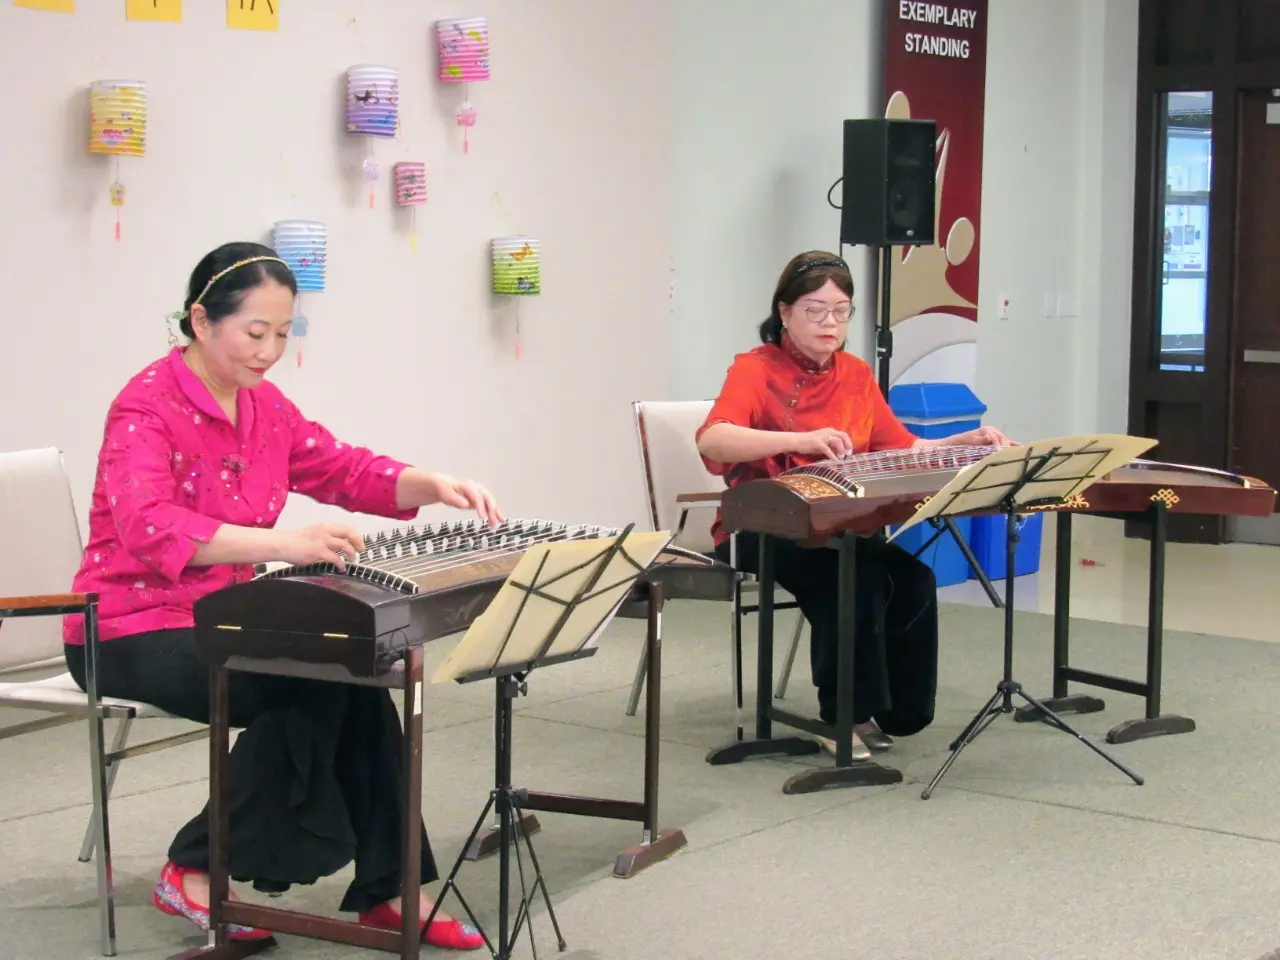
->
[226, 0, 276, 31]
[13, 0, 75, 12]
[126, 0, 181, 22]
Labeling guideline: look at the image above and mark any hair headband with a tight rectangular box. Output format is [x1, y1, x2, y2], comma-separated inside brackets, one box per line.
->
[167, 255, 291, 325]
[792, 257, 848, 278]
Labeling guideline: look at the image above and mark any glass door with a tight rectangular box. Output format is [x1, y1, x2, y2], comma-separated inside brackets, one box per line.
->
[1156, 91, 1213, 372]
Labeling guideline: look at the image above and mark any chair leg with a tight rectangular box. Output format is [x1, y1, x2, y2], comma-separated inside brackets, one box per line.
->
[83, 605, 118, 957]
[78, 716, 133, 863]
[773, 613, 805, 700]
[626, 643, 648, 717]
[731, 589, 744, 741]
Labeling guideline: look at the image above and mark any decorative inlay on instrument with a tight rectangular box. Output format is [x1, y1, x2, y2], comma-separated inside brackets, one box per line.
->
[722, 444, 1276, 545]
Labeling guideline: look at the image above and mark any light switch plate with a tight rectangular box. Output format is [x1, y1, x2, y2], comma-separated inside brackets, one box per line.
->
[1267, 101, 1280, 125]
[1058, 292, 1080, 317]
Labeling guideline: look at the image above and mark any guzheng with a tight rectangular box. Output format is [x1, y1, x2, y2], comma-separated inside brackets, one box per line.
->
[193, 518, 687, 678]
[719, 445, 1277, 545]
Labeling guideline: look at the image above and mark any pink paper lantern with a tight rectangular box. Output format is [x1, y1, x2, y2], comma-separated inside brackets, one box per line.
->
[393, 162, 426, 205]
[437, 17, 490, 82]
[393, 162, 426, 251]
[436, 16, 490, 153]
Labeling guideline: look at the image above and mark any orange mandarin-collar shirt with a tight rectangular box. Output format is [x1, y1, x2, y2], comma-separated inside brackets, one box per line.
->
[696, 337, 917, 545]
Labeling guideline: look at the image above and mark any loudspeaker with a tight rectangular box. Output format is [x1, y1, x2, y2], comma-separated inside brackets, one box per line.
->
[839, 118, 937, 247]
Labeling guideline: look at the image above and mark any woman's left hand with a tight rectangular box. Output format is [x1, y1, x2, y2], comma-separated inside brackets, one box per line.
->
[430, 474, 504, 526]
[952, 425, 1015, 447]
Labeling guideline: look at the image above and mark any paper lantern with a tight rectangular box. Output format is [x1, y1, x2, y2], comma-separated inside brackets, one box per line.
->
[272, 219, 328, 368]
[492, 236, 540, 360]
[88, 79, 147, 241]
[346, 64, 399, 137]
[346, 65, 399, 208]
[394, 162, 426, 253]
[491, 237, 540, 296]
[436, 17, 490, 153]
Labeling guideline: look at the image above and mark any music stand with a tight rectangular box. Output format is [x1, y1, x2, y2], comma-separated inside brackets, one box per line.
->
[887, 435, 1157, 801]
[424, 525, 673, 960]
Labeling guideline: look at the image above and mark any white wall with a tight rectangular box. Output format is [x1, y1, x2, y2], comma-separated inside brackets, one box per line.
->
[669, 0, 882, 400]
[0, 0, 1141, 546]
[670, 0, 1140, 445]
[0, 1, 672, 535]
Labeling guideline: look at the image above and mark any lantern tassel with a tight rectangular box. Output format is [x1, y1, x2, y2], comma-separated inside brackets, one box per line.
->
[115, 212, 121, 243]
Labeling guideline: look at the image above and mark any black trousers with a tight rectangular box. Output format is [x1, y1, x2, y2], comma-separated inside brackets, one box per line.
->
[718, 533, 939, 736]
[65, 629, 438, 913]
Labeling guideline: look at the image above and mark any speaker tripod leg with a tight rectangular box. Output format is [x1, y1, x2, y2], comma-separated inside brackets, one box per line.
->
[921, 686, 1005, 800]
[1014, 686, 1144, 786]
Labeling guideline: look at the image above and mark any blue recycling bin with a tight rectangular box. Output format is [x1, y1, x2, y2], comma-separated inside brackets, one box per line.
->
[887, 382, 988, 587]
[967, 511, 1045, 581]
[888, 382, 986, 439]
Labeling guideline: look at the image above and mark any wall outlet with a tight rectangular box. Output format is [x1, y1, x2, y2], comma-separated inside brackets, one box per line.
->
[1058, 292, 1080, 316]
[998, 295, 1011, 320]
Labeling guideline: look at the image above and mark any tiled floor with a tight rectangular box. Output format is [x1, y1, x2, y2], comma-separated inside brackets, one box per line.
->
[939, 516, 1280, 645]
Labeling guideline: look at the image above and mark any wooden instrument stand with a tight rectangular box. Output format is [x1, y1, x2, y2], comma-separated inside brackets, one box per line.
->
[168, 649, 428, 960]
[1012, 504, 1195, 744]
[461, 579, 688, 880]
[172, 555, 685, 960]
[705, 530, 906, 795]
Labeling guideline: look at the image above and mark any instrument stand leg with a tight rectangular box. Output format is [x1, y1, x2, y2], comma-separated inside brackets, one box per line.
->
[467, 582, 689, 879]
[922, 504, 1145, 800]
[1103, 502, 1195, 744]
[1014, 512, 1107, 723]
[1013, 506, 1195, 743]
[426, 675, 566, 960]
[707, 535, 823, 767]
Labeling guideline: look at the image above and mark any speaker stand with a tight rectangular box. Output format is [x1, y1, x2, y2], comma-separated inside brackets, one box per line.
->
[875, 244, 893, 394]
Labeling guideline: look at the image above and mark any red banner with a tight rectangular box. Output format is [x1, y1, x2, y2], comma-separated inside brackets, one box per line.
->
[882, 0, 988, 386]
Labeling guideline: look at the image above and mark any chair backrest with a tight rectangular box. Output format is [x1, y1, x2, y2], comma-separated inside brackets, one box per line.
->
[632, 400, 725, 555]
[0, 448, 84, 672]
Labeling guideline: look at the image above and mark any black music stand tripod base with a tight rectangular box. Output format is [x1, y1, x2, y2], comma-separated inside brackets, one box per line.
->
[914, 448, 1146, 800]
[427, 672, 567, 960]
[706, 737, 902, 793]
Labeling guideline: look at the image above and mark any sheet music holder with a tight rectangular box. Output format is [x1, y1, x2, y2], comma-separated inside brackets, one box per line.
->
[425, 525, 673, 960]
[888, 434, 1158, 801]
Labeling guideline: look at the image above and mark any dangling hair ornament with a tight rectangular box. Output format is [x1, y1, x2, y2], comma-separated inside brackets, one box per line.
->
[166, 309, 185, 348]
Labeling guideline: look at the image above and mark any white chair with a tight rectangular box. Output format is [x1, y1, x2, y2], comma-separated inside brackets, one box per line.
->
[0, 448, 209, 957]
[628, 402, 806, 737]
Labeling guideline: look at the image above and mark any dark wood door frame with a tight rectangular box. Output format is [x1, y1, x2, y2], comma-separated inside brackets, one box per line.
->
[1128, 0, 1280, 543]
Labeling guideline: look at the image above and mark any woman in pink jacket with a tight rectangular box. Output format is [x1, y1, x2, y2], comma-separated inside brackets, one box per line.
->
[63, 242, 496, 950]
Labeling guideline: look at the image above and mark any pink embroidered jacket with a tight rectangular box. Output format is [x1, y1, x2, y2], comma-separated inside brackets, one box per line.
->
[63, 348, 417, 646]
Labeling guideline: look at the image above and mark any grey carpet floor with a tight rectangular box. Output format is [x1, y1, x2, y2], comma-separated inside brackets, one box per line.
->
[1, 600, 1278, 960]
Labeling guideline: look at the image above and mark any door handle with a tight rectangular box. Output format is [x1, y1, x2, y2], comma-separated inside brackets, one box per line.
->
[1243, 349, 1280, 364]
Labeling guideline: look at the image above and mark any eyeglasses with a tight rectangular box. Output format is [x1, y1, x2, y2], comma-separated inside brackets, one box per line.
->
[801, 303, 854, 325]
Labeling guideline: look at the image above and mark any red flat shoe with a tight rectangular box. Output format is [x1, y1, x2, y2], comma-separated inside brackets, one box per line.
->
[359, 901, 485, 951]
[152, 861, 273, 942]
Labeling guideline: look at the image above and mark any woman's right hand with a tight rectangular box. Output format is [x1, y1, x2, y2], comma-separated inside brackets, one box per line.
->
[277, 523, 366, 571]
[794, 427, 854, 460]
